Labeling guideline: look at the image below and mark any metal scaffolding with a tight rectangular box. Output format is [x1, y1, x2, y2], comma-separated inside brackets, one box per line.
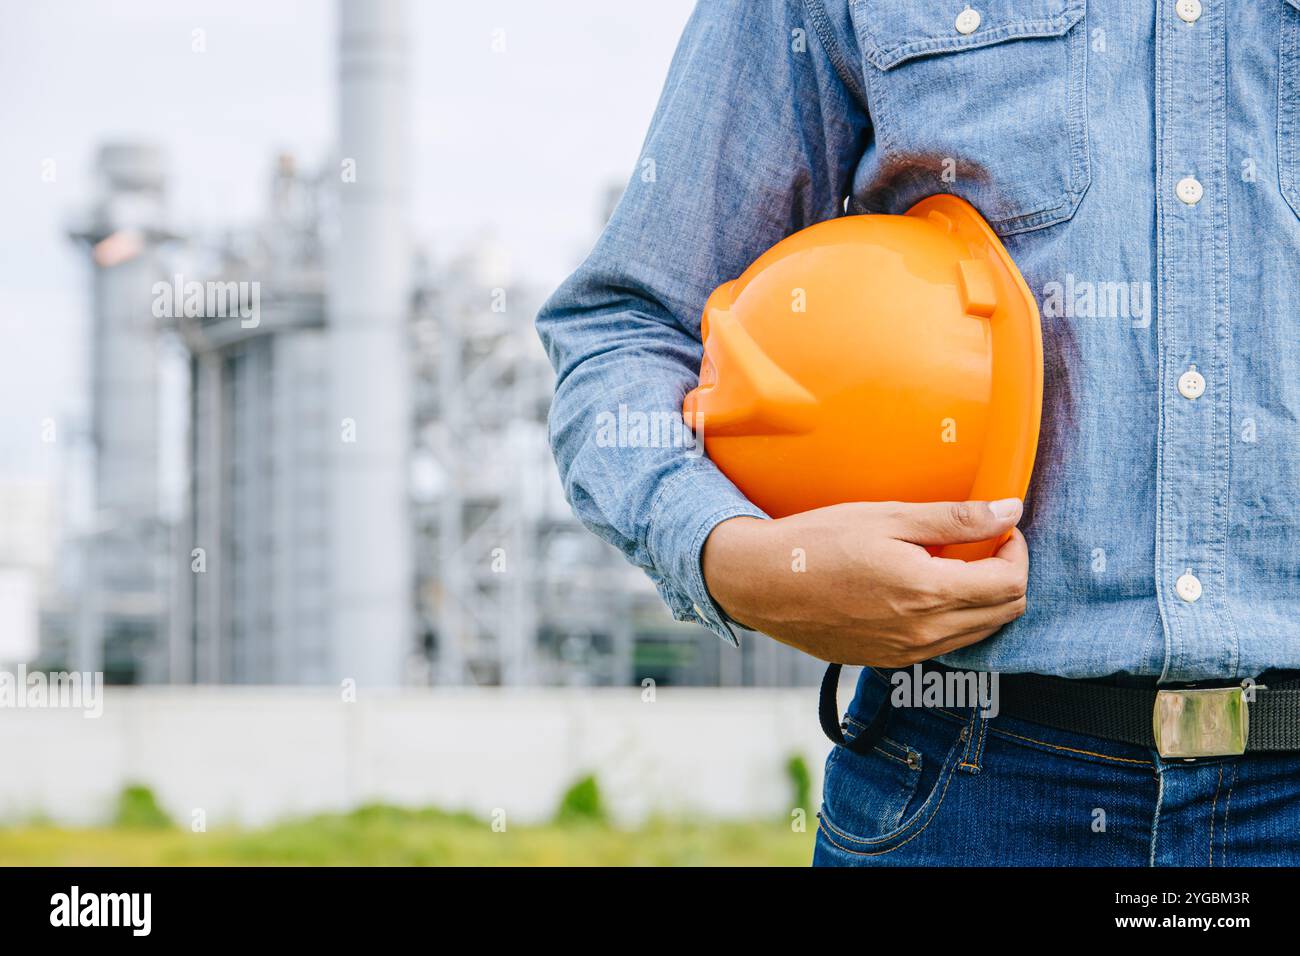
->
[411, 251, 648, 686]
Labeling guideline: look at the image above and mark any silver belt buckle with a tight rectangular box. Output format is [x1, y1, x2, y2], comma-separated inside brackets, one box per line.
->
[1153, 686, 1249, 759]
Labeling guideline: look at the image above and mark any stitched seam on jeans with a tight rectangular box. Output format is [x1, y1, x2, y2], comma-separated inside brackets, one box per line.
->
[842, 717, 935, 770]
[819, 732, 965, 848]
[862, 680, 967, 727]
[1209, 764, 1223, 867]
[840, 718, 913, 767]
[817, 761, 958, 857]
[988, 726, 1152, 766]
[1150, 768, 1164, 867]
[870, 745, 917, 769]
[1221, 765, 1236, 866]
[958, 711, 979, 767]
[845, 709, 963, 736]
[842, 717, 928, 770]
[958, 712, 985, 771]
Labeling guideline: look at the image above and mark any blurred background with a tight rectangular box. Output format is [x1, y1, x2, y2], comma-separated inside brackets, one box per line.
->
[0, 0, 827, 864]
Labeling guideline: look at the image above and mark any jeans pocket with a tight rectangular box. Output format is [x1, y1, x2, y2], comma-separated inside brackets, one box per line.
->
[818, 710, 968, 856]
[1279, 0, 1300, 217]
[850, 0, 1091, 235]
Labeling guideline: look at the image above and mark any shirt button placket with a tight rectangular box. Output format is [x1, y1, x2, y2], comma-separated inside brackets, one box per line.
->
[1155, 0, 1231, 679]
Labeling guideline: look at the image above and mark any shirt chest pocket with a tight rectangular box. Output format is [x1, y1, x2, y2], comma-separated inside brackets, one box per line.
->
[849, 0, 1091, 236]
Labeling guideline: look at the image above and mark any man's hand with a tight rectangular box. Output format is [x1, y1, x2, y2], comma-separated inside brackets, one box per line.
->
[701, 500, 1028, 666]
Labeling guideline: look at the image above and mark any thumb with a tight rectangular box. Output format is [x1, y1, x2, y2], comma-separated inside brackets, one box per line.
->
[890, 498, 1023, 547]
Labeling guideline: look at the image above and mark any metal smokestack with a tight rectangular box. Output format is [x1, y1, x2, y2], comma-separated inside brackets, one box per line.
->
[329, 0, 413, 686]
[82, 144, 167, 530]
[68, 143, 171, 678]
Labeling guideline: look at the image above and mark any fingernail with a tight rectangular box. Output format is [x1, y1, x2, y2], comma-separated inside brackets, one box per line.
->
[988, 497, 1022, 521]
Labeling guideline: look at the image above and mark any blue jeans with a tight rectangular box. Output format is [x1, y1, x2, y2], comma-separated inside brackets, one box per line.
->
[814, 668, 1300, 866]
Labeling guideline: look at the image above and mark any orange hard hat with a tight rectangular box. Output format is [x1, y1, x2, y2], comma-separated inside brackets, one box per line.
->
[682, 195, 1042, 561]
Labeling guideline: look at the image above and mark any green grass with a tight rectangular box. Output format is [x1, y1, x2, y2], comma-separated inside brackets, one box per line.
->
[0, 805, 815, 866]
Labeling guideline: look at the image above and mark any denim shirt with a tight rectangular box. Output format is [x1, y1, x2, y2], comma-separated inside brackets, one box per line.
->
[536, 0, 1300, 682]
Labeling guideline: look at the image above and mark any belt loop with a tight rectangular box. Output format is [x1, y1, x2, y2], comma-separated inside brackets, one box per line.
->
[957, 705, 990, 774]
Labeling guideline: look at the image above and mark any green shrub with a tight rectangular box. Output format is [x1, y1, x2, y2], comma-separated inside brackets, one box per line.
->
[785, 754, 812, 814]
[555, 774, 607, 825]
[112, 784, 174, 829]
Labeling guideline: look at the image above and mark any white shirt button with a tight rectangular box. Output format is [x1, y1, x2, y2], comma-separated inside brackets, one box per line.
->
[1176, 176, 1203, 205]
[1176, 0, 1202, 24]
[1175, 572, 1203, 603]
[955, 7, 981, 35]
[1177, 367, 1206, 400]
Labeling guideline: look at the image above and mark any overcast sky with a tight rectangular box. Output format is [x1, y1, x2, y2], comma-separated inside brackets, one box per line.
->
[0, 0, 695, 482]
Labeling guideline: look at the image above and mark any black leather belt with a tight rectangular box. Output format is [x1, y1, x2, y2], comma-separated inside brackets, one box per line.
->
[820, 662, 1300, 759]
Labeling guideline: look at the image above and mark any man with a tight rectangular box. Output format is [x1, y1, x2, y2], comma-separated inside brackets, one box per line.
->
[536, 0, 1300, 865]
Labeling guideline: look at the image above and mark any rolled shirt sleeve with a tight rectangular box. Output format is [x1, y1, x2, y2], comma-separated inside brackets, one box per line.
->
[535, 0, 870, 644]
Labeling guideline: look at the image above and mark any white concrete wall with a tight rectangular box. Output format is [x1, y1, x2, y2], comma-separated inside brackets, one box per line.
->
[0, 688, 834, 827]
